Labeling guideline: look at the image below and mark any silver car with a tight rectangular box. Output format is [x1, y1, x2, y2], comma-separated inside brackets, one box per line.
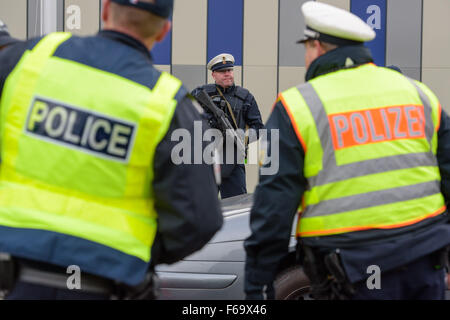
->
[155, 193, 310, 300]
[156, 193, 450, 300]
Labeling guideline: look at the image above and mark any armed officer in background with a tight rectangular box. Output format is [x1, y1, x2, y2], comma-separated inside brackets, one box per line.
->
[245, 1, 450, 300]
[0, 0, 222, 299]
[192, 54, 264, 199]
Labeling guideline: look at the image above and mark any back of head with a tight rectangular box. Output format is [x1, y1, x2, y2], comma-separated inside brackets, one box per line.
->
[108, 0, 172, 38]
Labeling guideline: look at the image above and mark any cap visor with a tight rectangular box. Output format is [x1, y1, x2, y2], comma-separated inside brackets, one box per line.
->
[211, 65, 234, 72]
[296, 37, 309, 44]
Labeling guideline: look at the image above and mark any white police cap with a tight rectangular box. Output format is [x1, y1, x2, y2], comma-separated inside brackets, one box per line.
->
[298, 1, 375, 45]
[207, 53, 235, 72]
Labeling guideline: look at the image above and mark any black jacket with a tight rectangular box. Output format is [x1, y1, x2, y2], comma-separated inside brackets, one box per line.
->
[191, 83, 264, 177]
[244, 45, 450, 298]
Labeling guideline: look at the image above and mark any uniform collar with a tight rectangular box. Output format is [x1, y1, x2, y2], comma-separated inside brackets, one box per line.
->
[98, 30, 153, 62]
[305, 44, 373, 81]
[215, 83, 235, 94]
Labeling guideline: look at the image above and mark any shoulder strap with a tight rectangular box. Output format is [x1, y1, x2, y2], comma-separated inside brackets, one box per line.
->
[216, 86, 238, 130]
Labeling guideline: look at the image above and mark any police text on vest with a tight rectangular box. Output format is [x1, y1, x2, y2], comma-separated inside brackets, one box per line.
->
[26, 96, 136, 162]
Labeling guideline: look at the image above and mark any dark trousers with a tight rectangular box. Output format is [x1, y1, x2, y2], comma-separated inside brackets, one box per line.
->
[351, 253, 447, 300]
[219, 165, 247, 199]
[6, 281, 110, 300]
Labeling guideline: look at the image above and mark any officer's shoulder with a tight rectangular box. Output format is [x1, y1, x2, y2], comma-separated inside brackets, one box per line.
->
[234, 86, 250, 101]
[173, 93, 205, 125]
[0, 37, 41, 76]
[191, 84, 216, 95]
[203, 84, 217, 94]
[8, 36, 42, 53]
[281, 82, 309, 95]
[151, 70, 188, 103]
[412, 79, 440, 107]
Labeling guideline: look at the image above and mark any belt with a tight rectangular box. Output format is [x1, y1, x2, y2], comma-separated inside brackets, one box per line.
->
[17, 263, 115, 296]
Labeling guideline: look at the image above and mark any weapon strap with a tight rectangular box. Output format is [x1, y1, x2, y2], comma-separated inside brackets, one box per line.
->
[216, 86, 239, 130]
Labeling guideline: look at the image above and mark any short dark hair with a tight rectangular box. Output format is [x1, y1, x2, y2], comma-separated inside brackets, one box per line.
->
[110, 0, 167, 38]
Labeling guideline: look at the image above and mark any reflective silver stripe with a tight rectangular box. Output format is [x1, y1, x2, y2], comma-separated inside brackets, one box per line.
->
[296, 82, 438, 190]
[304, 180, 441, 217]
[407, 78, 435, 144]
[296, 83, 336, 169]
[308, 152, 437, 188]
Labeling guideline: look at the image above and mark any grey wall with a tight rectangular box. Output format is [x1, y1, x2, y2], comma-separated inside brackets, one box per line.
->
[386, 0, 422, 80]
[0, 0, 27, 39]
[27, 0, 41, 38]
[25, 0, 63, 38]
[172, 65, 206, 92]
[278, 0, 307, 67]
[422, 0, 450, 114]
[64, 0, 101, 35]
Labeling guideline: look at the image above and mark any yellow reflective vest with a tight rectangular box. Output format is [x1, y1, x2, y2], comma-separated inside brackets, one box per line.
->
[278, 63, 445, 238]
[0, 33, 182, 276]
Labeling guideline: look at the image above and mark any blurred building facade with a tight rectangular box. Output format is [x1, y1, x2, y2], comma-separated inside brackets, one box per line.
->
[1, 0, 449, 193]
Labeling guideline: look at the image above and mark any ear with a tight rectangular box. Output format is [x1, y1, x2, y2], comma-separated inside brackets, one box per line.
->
[102, 0, 110, 24]
[155, 20, 172, 43]
[317, 40, 328, 56]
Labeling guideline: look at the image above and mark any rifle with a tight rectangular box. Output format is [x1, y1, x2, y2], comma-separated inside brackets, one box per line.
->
[195, 89, 246, 160]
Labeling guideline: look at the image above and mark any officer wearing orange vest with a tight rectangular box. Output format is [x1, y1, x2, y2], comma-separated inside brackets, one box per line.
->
[0, 0, 223, 299]
[245, 1, 450, 300]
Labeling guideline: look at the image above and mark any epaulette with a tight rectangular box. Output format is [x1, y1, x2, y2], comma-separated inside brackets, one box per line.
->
[235, 86, 250, 101]
[202, 84, 218, 95]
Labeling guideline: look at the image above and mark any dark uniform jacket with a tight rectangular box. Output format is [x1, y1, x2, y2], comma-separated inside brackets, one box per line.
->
[244, 45, 450, 298]
[0, 30, 223, 282]
[191, 84, 264, 177]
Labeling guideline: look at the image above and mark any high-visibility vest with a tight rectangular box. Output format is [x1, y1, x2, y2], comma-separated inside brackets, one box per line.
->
[278, 63, 445, 238]
[0, 33, 182, 276]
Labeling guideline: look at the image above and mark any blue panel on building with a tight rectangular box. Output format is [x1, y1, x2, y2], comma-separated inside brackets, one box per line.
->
[207, 0, 243, 66]
[151, 21, 172, 65]
[351, 0, 386, 66]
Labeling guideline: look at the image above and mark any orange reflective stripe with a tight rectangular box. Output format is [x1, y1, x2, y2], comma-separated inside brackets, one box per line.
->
[279, 93, 307, 152]
[297, 205, 446, 237]
[271, 94, 281, 112]
[329, 104, 426, 150]
[437, 103, 442, 132]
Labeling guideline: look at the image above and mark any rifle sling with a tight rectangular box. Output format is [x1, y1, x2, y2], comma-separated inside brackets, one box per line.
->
[216, 86, 239, 130]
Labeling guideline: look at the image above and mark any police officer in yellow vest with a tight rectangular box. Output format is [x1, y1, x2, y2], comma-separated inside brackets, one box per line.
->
[0, 0, 223, 299]
[245, 1, 450, 300]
